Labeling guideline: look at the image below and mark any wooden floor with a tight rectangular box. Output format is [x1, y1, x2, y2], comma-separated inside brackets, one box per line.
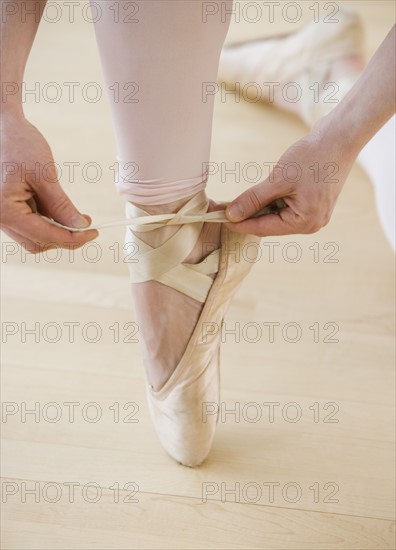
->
[1, 1, 395, 548]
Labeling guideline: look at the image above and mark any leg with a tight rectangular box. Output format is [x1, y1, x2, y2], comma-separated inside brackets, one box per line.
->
[93, 0, 231, 205]
[357, 116, 395, 251]
[92, 1, 232, 389]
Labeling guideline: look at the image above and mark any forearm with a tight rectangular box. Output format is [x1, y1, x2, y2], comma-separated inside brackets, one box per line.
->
[1, 0, 47, 114]
[317, 25, 395, 157]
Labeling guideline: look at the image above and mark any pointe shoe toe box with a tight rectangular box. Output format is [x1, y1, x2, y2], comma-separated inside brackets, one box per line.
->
[147, 347, 220, 467]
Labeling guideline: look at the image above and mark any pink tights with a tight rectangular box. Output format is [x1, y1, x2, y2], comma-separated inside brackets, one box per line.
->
[92, 0, 232, 205]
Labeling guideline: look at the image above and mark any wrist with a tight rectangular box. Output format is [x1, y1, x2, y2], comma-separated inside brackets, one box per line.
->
[316, 94, 366, 152]
[312, 78, 393, 159]
[1, 102, 25, 121]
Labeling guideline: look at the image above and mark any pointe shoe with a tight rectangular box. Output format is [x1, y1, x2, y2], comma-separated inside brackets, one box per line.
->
[125, 191, 261, 467]
[218, 5, 364, 126]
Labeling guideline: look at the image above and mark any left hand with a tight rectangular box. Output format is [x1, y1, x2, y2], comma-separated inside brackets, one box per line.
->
[224, 122, 358, 236]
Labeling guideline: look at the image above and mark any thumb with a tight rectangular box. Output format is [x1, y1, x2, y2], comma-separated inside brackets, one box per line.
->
[226, 180, 284, 222]
[37, 179, 91, 229]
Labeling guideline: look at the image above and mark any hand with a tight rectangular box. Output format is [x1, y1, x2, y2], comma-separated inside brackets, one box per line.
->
[0, 112, 98, 253]
[224, 121, 358, 236]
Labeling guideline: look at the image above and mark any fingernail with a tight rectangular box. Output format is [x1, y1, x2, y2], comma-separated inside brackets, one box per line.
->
[71, 214, 90, 228]
[226, 203, 244, 222]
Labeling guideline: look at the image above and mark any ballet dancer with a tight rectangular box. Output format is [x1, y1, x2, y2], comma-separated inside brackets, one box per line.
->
[1, 1, 394, 466]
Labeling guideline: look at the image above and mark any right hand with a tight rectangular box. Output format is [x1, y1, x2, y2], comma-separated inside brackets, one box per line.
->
[0, 112, 98, 253]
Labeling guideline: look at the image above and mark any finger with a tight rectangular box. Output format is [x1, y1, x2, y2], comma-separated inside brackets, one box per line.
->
[225, 209, 298, 237]
[33, 194, 92, 228]
[225, 180, 289, 222]
[36, 179, 91, 229]
[1, 228, 47, 253]
[11, 212, 99, 249]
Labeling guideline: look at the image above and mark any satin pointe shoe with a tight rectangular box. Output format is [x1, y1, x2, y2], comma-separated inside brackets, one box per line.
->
[125, 191, 261, 467]
[218, 5, 364, 126]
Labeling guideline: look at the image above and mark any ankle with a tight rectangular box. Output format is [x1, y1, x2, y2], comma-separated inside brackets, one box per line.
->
[131, 192, 203, 216]
[129, 191, 208, 248]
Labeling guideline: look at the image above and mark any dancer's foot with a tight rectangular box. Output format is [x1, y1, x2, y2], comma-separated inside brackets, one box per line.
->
[125, 190, 261, 466]
[273, 52, 365, 121]
[218, 5, 364, 126]
[129, 194, 221, 391]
